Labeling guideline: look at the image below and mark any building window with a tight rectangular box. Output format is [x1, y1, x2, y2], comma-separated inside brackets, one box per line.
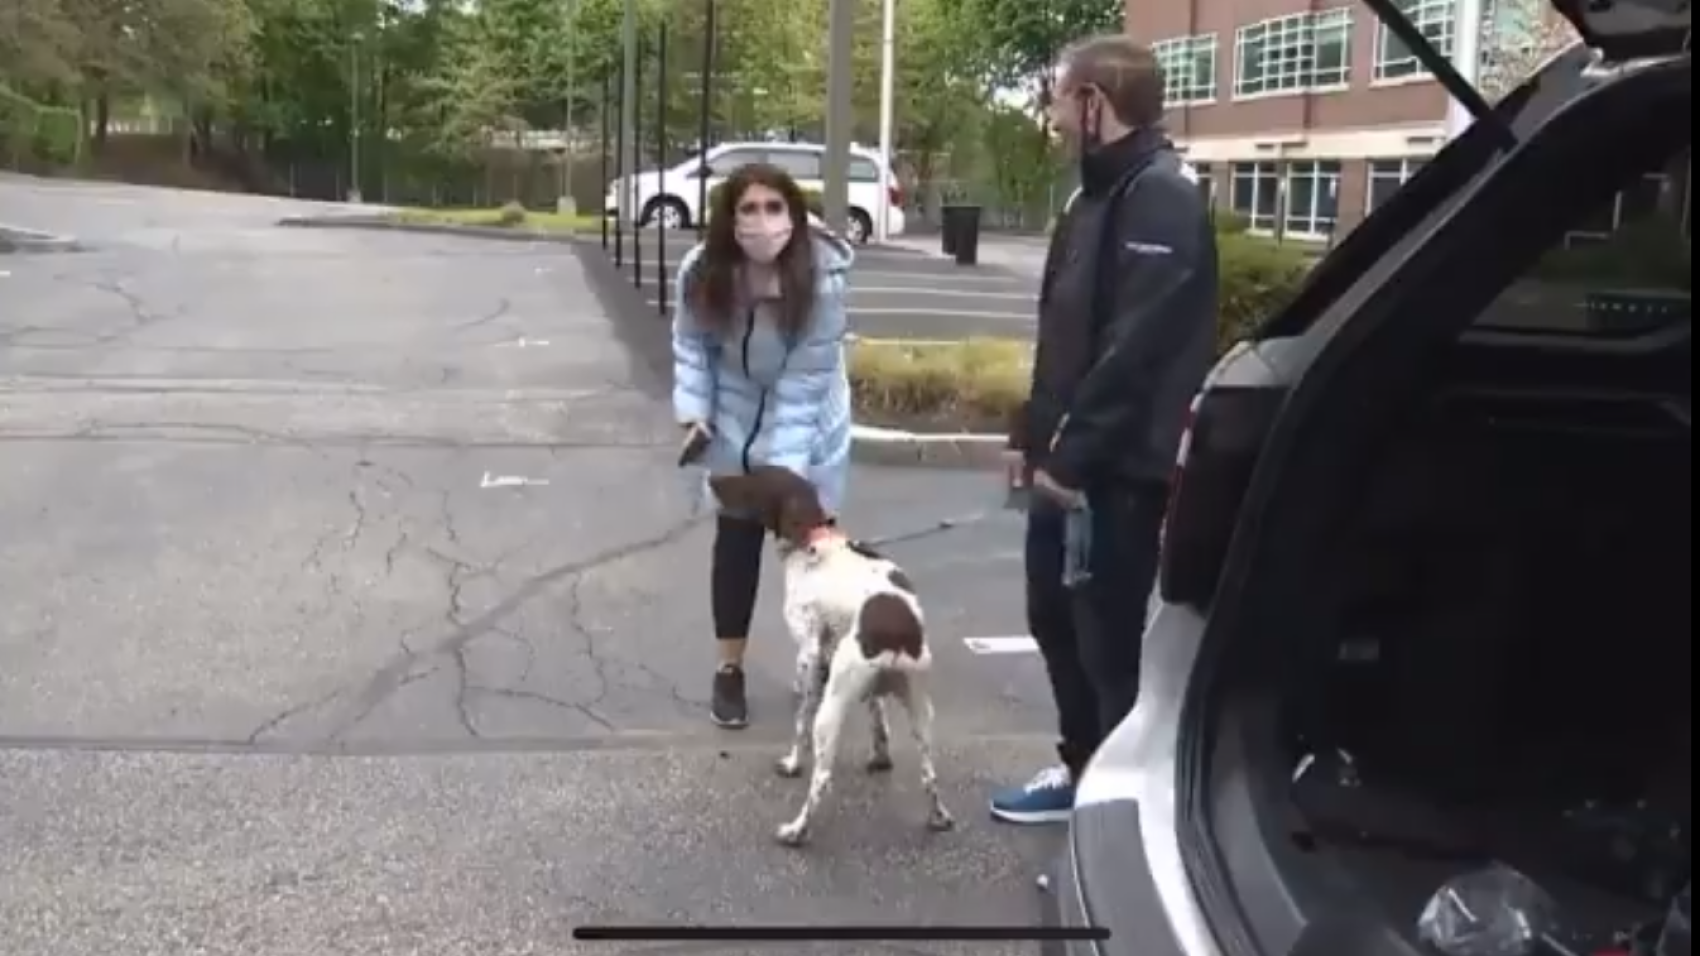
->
[1153, 34, 1218, 105]
[1374, 0, 1455, 80]
[1366, 158, 1428, 213]
[1284, 160, 1342, 238]
[1234, 10, 1352, 98]
[1195, 166, 1216, 211]
[1230, 162, 1280, 233]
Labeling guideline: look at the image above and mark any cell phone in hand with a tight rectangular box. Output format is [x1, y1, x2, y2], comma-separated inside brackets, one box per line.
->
[678, 425, 712, 468]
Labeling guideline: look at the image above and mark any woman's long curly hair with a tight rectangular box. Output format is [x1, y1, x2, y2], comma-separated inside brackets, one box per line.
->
[684, 162, 818, 338]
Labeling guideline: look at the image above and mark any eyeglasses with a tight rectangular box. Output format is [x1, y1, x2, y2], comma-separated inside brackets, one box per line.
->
[737, 198, 787, 217]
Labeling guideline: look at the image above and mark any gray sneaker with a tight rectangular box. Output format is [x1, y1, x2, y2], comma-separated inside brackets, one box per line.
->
[710, 664, 748, 729]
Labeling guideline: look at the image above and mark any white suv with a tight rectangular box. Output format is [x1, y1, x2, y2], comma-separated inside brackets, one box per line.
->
[603, 141, 906, 245]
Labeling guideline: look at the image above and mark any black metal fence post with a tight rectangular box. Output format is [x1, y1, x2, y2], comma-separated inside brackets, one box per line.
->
[600, 71, 611, 251]
[697, 0, 715, 237]
[632, 36, 643, 290]
[613, 61, 626, 267]
[656, 21, 668, 317]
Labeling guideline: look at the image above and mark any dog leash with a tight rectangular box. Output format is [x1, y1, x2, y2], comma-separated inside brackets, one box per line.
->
[855, 505, 1009, 549]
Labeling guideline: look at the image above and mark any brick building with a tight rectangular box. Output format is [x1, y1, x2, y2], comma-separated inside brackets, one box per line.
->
[1128, 0, 1492, 239]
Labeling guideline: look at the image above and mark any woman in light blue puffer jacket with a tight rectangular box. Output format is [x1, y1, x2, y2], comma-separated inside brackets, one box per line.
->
[670, 162, 855, 729]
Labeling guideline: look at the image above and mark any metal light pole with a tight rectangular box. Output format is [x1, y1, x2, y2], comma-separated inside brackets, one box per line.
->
[620, 0, 639, 232]
[822, 0, 855, 233]
[560, 0, 579, 214]
[697, 0, 716, 236]
[875, 0, 897, 243]
[348, 30, 363, 204]
[1446, 0, 1486, 139]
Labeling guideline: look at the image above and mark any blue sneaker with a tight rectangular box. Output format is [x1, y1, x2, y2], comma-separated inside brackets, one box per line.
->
[989, 766, 1076, 824]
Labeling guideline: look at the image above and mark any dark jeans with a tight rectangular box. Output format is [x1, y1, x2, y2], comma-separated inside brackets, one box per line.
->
[1025, 482, 1167, 780]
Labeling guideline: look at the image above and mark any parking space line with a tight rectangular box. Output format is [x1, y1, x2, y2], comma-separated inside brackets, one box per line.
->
[852, 287, 1034, 300]
[963, 635, 1040, 655]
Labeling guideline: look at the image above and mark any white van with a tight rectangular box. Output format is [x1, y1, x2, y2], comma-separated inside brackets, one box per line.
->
[603, 140, 906, 245]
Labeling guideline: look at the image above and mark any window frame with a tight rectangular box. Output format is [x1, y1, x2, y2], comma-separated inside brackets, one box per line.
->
[1229, 161, 1281, 234]
[763, 148, 824, 180]
[1281, 160, 1343, 240]
[707, 148, 767, 175]
[1365, 157, 1428, 214]
[1373, 0, 1458, 82]
[1153, 34, 1220, 106]
[1233, 9, 1353, 100]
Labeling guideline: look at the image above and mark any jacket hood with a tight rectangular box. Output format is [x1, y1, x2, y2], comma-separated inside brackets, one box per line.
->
[806, 215, 856, 273]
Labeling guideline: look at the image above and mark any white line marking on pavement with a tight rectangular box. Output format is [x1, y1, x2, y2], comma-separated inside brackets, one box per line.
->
[851, 307, 1030, 319]
[852, 287, 1035, 300]
[480, 472, 551, 489]
[850, 269, 1029, 285]
[963, 635, 1040, 655]
[494, 337, 551, 348]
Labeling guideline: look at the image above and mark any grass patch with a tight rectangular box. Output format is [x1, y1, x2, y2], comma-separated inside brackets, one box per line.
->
[389, 201, 596, 234]
[849, 336, 1030, 433]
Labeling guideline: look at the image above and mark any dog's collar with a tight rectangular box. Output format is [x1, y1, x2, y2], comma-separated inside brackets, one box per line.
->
[805, 525, 843, 548]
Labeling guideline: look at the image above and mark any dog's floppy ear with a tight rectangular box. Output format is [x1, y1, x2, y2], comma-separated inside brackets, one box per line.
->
[708, 474, 763, 516]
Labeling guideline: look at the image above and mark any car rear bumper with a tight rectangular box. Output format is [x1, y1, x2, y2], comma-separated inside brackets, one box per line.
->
[1038, 850, 1089, 956]
[1042, 799, 1195, 956]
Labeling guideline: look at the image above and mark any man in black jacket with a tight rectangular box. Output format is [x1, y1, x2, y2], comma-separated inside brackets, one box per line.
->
[990, 34, 1218, 824]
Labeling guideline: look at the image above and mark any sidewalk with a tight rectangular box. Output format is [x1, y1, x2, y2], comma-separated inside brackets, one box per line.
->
[881, 232, 1046, 280]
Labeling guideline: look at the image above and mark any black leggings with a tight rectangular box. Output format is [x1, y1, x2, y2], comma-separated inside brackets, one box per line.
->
[711, 514, 766, 639]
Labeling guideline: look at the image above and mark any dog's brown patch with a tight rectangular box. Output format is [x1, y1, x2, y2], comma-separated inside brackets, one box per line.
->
[855, 593, 923, 660]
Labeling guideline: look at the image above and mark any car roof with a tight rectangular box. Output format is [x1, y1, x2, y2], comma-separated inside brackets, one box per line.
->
[713, 141, 882, 160]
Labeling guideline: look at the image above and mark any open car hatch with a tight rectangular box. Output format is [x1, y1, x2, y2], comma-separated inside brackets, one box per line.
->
[1548, 0, 1692, 61]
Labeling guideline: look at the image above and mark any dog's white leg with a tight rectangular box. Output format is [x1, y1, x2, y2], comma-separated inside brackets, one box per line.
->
[792, 648, 813, 697]
[866, 695, 893, 773]
[896, 674, 955, 832]
[776, 652, 867, 847]
[776, 651, 827, 778]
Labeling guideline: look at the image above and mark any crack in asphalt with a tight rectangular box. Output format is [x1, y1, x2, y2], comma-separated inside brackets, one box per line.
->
[249, 462, 710, 745]
[454, 296, 511, 332]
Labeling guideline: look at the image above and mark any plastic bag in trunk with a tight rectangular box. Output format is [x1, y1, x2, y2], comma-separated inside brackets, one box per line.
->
[1416, 864, 1570, 956]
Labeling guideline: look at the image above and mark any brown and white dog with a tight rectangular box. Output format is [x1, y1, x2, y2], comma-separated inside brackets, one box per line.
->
[709, 466, 955, 846]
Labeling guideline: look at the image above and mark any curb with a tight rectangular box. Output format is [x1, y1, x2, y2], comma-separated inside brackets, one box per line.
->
[850, 426, 1005, 470]
[0, 225, 81, 253]
[275, 215, 582, 245]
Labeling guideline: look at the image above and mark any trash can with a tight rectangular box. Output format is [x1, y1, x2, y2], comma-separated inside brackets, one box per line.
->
[942, 204, 982, 266]
[940, 214, 959, 256]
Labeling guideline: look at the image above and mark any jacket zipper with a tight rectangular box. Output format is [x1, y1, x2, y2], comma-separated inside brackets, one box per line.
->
[738, 309, 768, 473]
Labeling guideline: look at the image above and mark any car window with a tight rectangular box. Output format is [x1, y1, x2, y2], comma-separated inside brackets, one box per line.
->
[848, 158, 881, 183]
[765, 150, 823, 180]
[707, 149, 764, 175]
[1474, 154, 1690, 337]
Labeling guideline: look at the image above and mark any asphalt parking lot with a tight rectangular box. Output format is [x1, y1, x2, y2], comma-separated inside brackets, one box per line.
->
[600, 226, 1039, 341]
[1, 178, 1062, 955]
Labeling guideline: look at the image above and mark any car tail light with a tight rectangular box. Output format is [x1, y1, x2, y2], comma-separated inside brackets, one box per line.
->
[1158, 372, 1285, 607]
[888, 183, 903, 207]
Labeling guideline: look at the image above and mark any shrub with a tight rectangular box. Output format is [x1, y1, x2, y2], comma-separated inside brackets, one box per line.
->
[1215, 233, 1312, 352]
[1212, 210, 1251, 235]
[495, 201, 528, 226]
[849, 337, 1030, 429]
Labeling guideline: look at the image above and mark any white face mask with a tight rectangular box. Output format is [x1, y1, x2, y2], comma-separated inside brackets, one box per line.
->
[735, 216, 793, 264]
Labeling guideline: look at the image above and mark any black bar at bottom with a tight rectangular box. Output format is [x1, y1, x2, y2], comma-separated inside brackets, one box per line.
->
[574, 925, 1110, 942]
